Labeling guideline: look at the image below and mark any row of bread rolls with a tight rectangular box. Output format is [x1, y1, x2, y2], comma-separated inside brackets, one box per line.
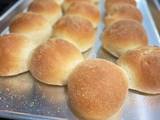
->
[102, 0, 160, 95]
[0, 0, 101, 81]
[29, 1, 128, 120]
[103, 0, 148, 57]
[0, 0, 129, 120]
[30, 0, 101, 86]
[61, 1, 128, 120]
[0, 0, 62, 76]
[52, 1, 100, 52]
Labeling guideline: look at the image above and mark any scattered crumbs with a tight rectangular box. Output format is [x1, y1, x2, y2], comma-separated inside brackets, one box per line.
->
[6, 105, 9, 108]
[29, 102, 35, 107]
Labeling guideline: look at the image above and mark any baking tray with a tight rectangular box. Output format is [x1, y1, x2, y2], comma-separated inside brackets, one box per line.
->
[0, 0, 32, 33]
[0, 0, 160, 120]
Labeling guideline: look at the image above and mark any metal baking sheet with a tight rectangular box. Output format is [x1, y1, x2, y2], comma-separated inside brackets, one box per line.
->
[0, 0, 32, 33]
[0, 0, 160, 120]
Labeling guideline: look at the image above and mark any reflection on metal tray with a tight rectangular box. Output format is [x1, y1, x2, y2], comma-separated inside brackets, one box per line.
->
[0, 0, 32, 33]
[0, 0, 160, 120]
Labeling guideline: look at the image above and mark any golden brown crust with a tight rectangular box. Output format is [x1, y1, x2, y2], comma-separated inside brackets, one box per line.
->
[53, 15, 96, 52]
[52, 0, 64, 4]
[105, 0, 136, 12]
[63, 0, 97, 12]
[66, 2, 100, 28]
[28, 0, 62, 25]
[10, 12, 49, 33]
[0, 34, 33, 76]
[9, 12, 52, 46]
[105, 3, 143, 26]
[117, 46, 160, 94]
[68, 59, 128, 120]
[30, 39, 84, 86]
[102, 19, 148, 57]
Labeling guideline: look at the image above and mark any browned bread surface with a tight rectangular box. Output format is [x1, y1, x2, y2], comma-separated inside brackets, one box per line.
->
[68, 59, 128, 120]
[117, 46, 160, 94]
[53, 15, 96, 52]
[103, 19, 148, 57]
[30, 39, 84, 86]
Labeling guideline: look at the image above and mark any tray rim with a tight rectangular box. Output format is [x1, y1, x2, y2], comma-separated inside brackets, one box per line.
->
[0, 0, 160, 120]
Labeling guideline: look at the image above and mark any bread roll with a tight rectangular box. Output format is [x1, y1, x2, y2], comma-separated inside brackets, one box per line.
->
[102, 20, 148, 57]
[28, 0, 62, 25]
[66, 2, 100, 28]
[53, 15, 96, 52]
[9, 12, 52, 47]
[105, 4, 143, 26]
[117, 46, 160, 94]
[68, 59, 128, 120]
[105, 0, 136, 12]
[30, 39, 84, 86]
[0, 34, 34, 76]
[63, 0, 98, 12]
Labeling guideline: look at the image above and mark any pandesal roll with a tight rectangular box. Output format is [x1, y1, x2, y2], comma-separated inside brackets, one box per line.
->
[102, 20, 148, 57]
[105, 0, 136, 12]
[30, 39, 84, 86]
[63, 0, 98, 12]
[28, 0, 62, 25]
[53, 15, 96, 52]
[0, 34, 34, 76]
[105, 3, 143, 26]
[66, 2, 100, 28]
[68, 59, 128, 120]
[10, 12, 52, 47]
[117, 46, 160, 94]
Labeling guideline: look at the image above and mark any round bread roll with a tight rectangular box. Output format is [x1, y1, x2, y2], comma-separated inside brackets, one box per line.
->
[10, 12, 52, 47]
[28, 0, 62, 25]
[105, 4, 143, 26]
[66, 2, 100, 28]
[105, 0, 136, 12]
[102, 19, 148, 57]
[117, 46, 160, 94]
[30, 39, 84, 86]
[0, 34, 34, 76]
[68, 59, 128, 120]
[63, 0, 98, 12]
[53, 15, 96, 52]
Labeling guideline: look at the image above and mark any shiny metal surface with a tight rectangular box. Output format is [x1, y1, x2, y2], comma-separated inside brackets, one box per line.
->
[0, 0, 160, 120]
[0, 0, 32, 33]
